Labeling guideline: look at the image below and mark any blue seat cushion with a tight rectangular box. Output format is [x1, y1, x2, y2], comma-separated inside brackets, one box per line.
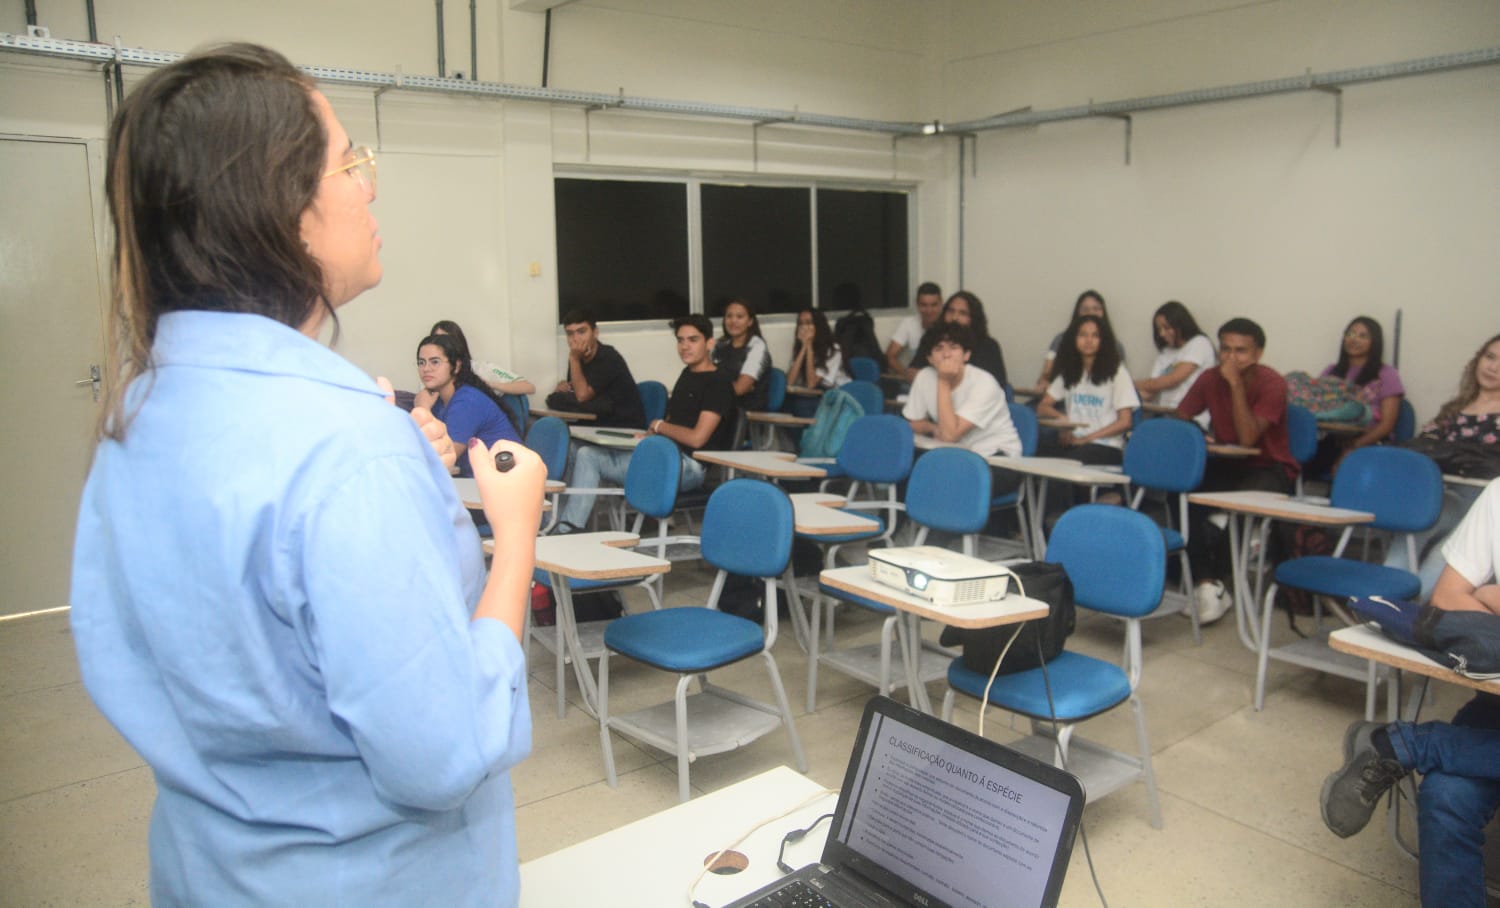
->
[532, 567, 634, 592]
[604, 607, 765, 672]
[815, 582, 897, 616]
[991, 492, 1020, 509]
[1274, 557, 1421, 600]
[947, 652, 1131, 722]
[1160, 527, 1184, 552]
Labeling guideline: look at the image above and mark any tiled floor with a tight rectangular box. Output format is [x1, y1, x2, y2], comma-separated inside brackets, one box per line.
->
[0, 557, 1453, 906]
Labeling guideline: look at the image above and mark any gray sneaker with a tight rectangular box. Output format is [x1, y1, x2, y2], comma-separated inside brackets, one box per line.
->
[1320, 721, 1407, 838]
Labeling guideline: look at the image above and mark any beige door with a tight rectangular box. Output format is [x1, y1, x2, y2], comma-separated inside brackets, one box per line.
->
[0, 138, 107, 616]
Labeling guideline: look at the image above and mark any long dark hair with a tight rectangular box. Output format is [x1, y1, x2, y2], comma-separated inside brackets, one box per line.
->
[1055, 315, 1122, 387]
[1434, 333, 1500, 426]
[719, 298, 763, 344]
[792, 308, 839, 372]
[945, 291, 991, 340]
[1332, 316, 1386, 388]
[102, 43, 328, 439]
[417, 333, 520, 430]
[1152, 301, 1204, 352]
[1074, 289, 1108, 320]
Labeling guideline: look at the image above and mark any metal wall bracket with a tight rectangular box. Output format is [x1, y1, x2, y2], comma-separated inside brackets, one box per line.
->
[1316, 85, 1344, 148]
[1102, 113, 1132, 165]
[752, 118, 788, 171]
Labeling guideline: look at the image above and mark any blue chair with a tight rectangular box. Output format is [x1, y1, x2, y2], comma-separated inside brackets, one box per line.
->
[1254, 446, 1444, 716]
[1393, 398, 1417, 443]
[811, 447, 994, 711]
[847, 356, 882, 384]
[942, 505, 1167, 827]
[530, 436, 686, 717]
[1286, 404, 1321, 499]
[765, 367, 788, 412]
[599, 480, 806, 802]
[841, 379, 885, 418]
[745, 368, 791, 450]
[523, 416, 570, 534]
[637, 380, 668, 425]
[988, 403, 1040, 556]
[1122, 418, 1207, 642]
[504, 392, 531, 429]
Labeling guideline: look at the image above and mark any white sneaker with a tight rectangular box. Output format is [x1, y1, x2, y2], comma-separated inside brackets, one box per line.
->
[1194, 581, 1234, 625]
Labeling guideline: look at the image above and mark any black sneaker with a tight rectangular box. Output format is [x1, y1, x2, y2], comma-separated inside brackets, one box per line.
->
[1320, 721, 1407, 838]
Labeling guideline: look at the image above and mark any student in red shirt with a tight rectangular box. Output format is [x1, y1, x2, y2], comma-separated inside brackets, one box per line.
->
[1176, 318, 1297, 623]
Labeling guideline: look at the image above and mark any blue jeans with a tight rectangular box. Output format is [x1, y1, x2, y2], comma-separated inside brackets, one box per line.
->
[558, 444, 706, 530]
[1387, 692, 1500, 908]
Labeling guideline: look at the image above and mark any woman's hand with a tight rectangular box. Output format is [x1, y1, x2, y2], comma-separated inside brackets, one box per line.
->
[470, 439, 545, 541]
[796, 323, 814, 343]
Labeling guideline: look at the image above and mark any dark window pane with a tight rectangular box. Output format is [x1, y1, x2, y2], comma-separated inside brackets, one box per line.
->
[702, 184, 811, 317]
[817, 188, 909, 311]
[555, 178, 689, 322]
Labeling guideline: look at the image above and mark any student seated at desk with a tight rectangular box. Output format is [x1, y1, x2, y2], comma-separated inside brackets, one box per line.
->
[903, 323, 1023, 500]
[557, 315, 735, 533]
[1307, 315, 1407, 475]
[907, 291, 1010, 390]
[1031, 289, 1127, 395]
[430, 319, 535, 396]
[1383, 334, 1500, 597]
[886, 281, 944, 383]
[415, 334, 521, 477]
[1037, 314, 1139, 467]
[1175, 317, 1297, 624]
[713, 298, 772, 412]
[1135, 300, 1214, 422]
[787, 308, 851, 392]
[545, 307, 647, 429]
[1322, 478, 1500, 908]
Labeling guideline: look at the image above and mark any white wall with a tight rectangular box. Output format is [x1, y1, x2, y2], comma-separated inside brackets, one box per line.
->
[941, 0, 1500, 419]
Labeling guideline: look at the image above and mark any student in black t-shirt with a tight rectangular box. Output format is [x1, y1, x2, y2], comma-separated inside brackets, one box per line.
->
[556, 315, 734, 532]
[546, 307, 647, 429]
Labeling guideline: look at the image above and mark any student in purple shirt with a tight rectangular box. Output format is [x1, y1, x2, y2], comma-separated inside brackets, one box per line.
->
[1310, 315, 1406, 474]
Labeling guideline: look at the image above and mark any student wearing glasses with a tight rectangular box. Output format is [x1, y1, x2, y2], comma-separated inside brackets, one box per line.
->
[69, 44, 542, 906]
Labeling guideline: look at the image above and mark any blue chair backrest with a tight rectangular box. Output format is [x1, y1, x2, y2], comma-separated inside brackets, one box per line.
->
[907, 449, 991, 534]
[764, 368, 787, 412]
[1122, 418, 1206, 494]
[701, 480, 793, 578]
[835, 415, 914, 484]
[624, 435, 681, 519]
[1046, 505, 1166, 618]
[637, 381, 668, 424]
[842, 380, 885, 417]
[1003, 382, 1015, 403]
[1286, 404, 1319, 466]
[525, 416, 570, 482]
[504, 393, 531, 428]
[1394, 398, 1416, 443]
[1330, 446, 1443, 533]
[1007, 403, 1039, 457]
[847, 356, 881, 384]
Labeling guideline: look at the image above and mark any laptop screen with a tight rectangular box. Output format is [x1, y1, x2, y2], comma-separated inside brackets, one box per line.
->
[824, 697, 1084, 908]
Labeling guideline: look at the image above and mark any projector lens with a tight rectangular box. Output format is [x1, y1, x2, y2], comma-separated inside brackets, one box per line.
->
[912, 572, 929, 591]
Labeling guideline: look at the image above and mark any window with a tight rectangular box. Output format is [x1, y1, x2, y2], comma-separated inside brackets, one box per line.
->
[555, 176, 910, 324]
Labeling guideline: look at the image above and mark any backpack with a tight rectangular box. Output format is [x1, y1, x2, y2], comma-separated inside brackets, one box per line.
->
[798, 388, 865, 459]
[1284, 371, 1371, 424]
[834, 308, 883, 365]
[938, 561, 1076, 676]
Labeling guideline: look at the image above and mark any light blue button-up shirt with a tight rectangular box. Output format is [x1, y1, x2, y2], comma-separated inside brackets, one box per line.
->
[71, 311, 531, 906]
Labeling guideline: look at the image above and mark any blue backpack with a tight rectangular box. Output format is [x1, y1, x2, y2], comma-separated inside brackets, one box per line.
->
[798, 388, 865, 458]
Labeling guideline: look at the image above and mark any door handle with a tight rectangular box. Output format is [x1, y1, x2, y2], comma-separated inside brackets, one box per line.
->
[75, 364, 101, 402]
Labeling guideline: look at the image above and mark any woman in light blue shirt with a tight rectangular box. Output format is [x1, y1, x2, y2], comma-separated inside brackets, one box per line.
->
[70, 43, 542, 907]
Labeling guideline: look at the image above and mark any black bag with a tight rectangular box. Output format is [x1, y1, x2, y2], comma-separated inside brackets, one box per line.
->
[938, 561, 1075, 676]
[1398, 435, 1500, 480]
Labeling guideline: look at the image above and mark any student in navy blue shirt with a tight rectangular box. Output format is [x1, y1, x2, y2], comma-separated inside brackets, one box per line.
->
[416, 333, 522, 476]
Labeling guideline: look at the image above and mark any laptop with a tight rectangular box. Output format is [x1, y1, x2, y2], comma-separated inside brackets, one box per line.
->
[725, 696, 1085, 908]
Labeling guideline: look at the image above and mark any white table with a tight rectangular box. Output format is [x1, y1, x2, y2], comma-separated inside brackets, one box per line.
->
[818, 562, 1049, 714]
[520, 766, 834, 908]
[570, 424, 645, 449]
[503, 531, 669, 718]
[987, 455, 1132, 558]
[1184, 490, 1374, 653]
[744, 410, 814, 451]
[787, 493, 883, 656]
[693, 449, 828, 480]
[531, 407, 597, 422]
[1444, 474, 1492, 490]
[453, 476, 563, 510]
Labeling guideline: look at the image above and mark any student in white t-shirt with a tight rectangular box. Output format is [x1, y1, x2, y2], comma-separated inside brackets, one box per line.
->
[885, 281, 944, 382]
[903, 322, 1022, 459]
[1136, 301, 1215, 416]
[1038, 314, 1139, 466]
[430, 319, 536, 396]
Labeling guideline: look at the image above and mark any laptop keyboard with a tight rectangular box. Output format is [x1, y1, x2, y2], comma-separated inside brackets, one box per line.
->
[743, 878, 837, 908]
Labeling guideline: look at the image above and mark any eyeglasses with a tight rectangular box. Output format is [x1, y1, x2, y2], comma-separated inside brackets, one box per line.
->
[324, 145, 377, 197]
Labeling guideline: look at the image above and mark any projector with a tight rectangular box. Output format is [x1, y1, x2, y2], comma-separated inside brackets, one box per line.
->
[867, 546, 1014, 606]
